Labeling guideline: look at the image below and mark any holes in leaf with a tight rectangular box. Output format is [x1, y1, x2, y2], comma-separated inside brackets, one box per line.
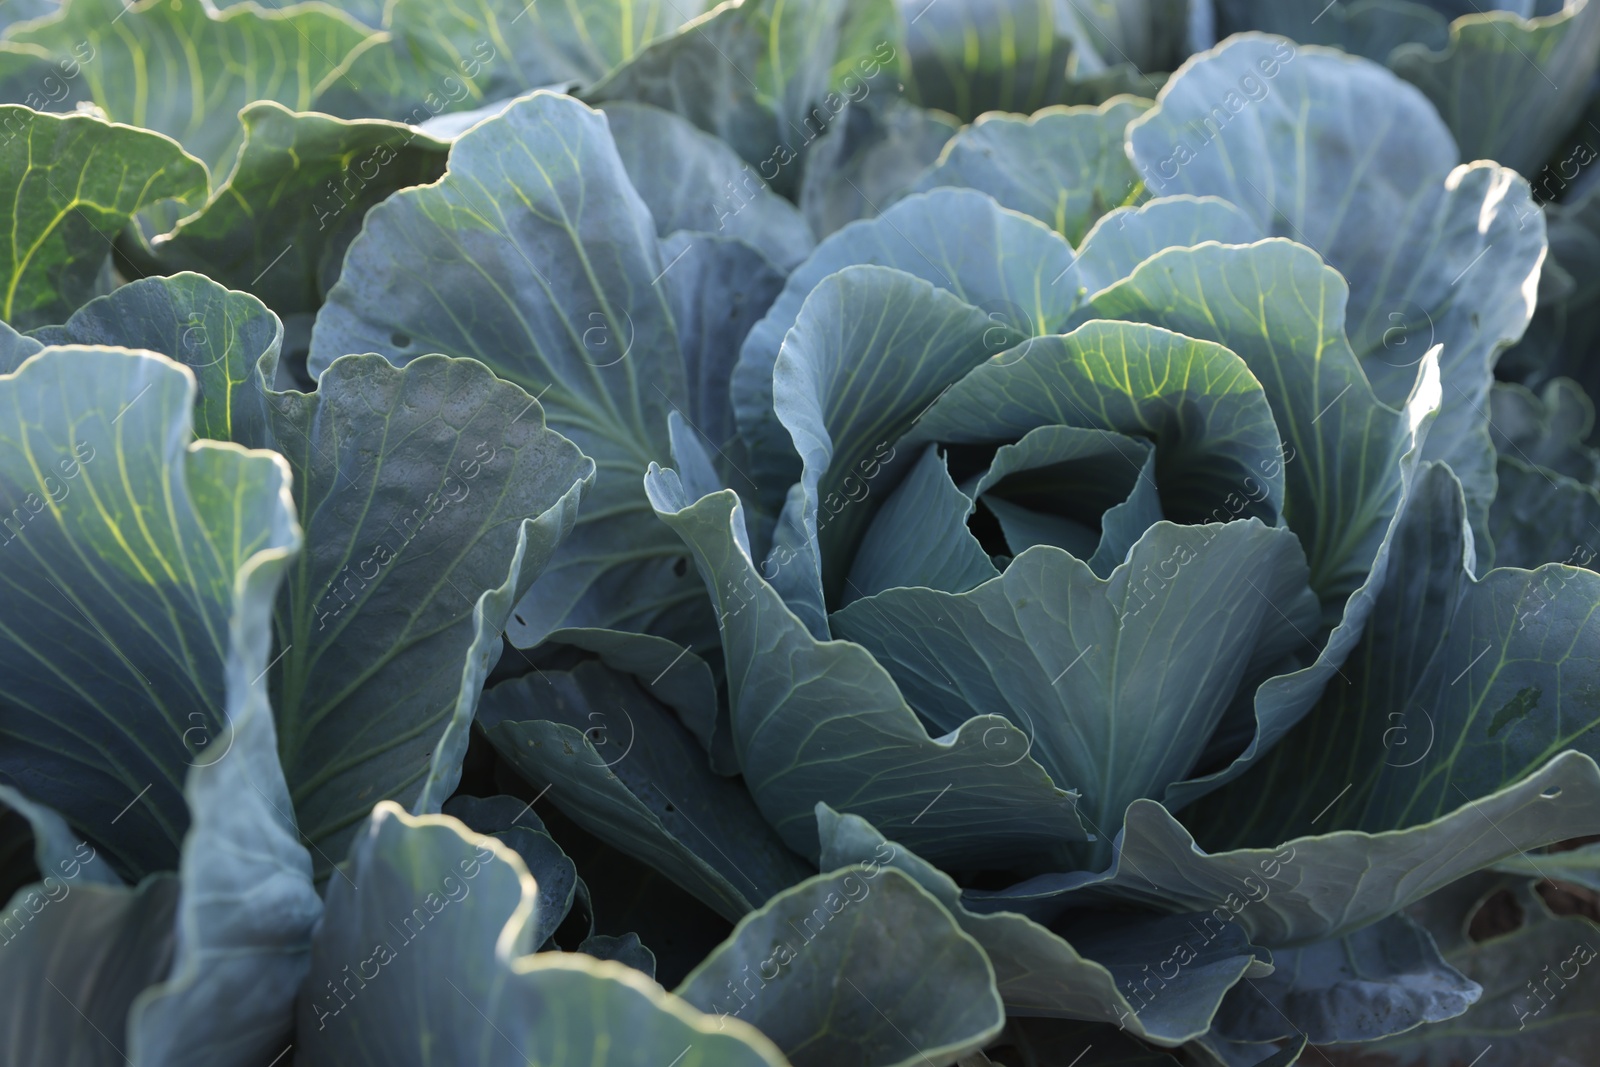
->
[390, 331, 411, 348]
[1468, 888, 1524, 942]
[672, 556, 688, 577]
[1542, 786, 1563, 799]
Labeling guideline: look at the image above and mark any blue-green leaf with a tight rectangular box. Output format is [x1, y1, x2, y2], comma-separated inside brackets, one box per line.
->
[604, 101, 813, 269]
[833, 524, 1313, 870]
[818, 807, 1270, 1046]
[646, 469, 1086, 868]
[1126, 35, 1542, 545]
[310, 91, 709, 649]
[733, 188, 1077, 505]
[913, 97, 1151, 243]
[676, 866, 1004, 1067]
[297, 802, 787, 1067]
[479, 659, 812, 921]
[1212, 913, 1479, 1044]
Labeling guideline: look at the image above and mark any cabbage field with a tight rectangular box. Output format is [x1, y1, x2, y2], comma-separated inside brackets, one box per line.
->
[0, 1, 1598, 1065]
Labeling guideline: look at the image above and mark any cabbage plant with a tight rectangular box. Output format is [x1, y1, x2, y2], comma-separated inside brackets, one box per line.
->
[0, 2, 1599, 1067]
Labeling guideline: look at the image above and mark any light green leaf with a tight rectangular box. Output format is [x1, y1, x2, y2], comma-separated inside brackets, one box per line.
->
[297, 802, 788, 1067]
[1086, 241, 1441, 811]
[31, 272, 280, 444]
[310, 91, 709, 649]
[676, 866, 1004, 1067]
[913, 96, 1151, 244]
[1087, 240, 1415, 605]
[0, 347, 291, 877]
[1064, 194, 1261, 298]
[5, 0, 373, 178]
[16, 274, 596, 876]
[479, 659, 812, 922]
[132, 103, 451, 317]
[645, 469, 1087, 869]
[0, 106, 206, 330]
[900, 0, 1141, 120]
[0, 345, 321, 1067]
[900, 321, 1290, 530]
[318, 0, 697, 120]
[818, 807, 1270, 1046]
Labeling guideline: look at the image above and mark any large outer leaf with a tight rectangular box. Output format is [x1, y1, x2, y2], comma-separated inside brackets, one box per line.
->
[0, 347, 286, 876]
[676, 866, 1005, 1067]
[913, 96, 1150, 244]
[833, 526, 1313, 870]
[733, 188, 1077, 506]
[1126, 35, 1543, 545]
[1390, 0, 1600, 175]
[967, 749, 1600, 948]
[1193, 462, 1600, 848]
[329, 0, 697, 115]
[583, 0, 876, 197]
[297, 803, 787, 1067]
[310, 91, 707, 648]
[135, 103, 451, 316]
[266, 353, 592, 870]
[479, 659, 812, 922]
[47, 273, 595, 875]
[0, 106, 206, 329]
[0, 346, 321, 1067]
[646, 469, 1087, 868]
[5, 0, 373, 178]
[818, 807, 1270, 1046]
